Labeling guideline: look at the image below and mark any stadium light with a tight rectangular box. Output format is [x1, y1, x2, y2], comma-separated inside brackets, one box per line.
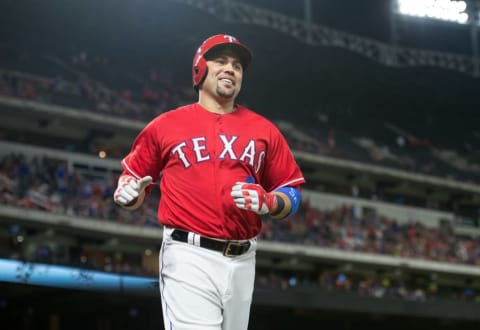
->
[397, 0, 469, 24]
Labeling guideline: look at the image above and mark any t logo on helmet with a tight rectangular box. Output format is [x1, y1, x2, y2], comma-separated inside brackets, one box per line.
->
[224, 35, 236, 43]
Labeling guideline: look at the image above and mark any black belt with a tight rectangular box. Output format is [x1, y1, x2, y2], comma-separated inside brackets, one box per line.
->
[170, 229, 251, 257]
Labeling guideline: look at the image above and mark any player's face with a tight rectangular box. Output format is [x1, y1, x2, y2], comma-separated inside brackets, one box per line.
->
[204, 54, 243, 100]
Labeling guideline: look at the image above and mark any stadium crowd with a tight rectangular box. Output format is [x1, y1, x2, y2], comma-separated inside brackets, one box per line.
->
[0, 66, 194, 123]
[1, 152, 479, 267]
[0, 153, 159, 228]
[1, 67, 479, 186]
[255, 268, 480, 303]
[1, 50, 479, 306]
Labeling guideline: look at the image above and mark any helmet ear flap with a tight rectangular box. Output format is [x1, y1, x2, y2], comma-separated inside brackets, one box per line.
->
[193, 56, 208, 92]
[197, 67, 208, 91]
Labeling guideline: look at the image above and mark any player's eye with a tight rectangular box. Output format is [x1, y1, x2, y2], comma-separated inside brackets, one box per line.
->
[233, 63, 242, 71]
[214, 57, 227, 65]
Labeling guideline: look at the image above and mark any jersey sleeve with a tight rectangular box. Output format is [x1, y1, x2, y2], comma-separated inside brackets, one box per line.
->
[261, 124, 305, 192]
[121, 118, 164, 184]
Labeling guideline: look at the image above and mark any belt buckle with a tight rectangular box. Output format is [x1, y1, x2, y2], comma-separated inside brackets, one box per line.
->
[223, 241, 249, 257]
[223, 242, 240, 257]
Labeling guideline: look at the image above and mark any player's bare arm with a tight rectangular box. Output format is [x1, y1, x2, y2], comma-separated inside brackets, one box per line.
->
[269, 191, 292, 219]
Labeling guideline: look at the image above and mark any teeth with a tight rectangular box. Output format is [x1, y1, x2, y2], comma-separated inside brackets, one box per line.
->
[221, 78, 233, 84]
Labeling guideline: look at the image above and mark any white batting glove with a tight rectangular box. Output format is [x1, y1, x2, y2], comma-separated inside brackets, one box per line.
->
[230, 182, 277, 215]
[113, 175, 152, 206]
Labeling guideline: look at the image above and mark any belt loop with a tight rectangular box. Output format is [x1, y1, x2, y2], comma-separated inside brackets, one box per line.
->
[189, 232, 201, 247]
[249, 237, 258, 252]
[193, 233, 201, 247]
[187, 232, 195, 245]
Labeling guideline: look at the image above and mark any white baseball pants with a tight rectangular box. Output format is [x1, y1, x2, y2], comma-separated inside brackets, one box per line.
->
[159, 227, 257, 330]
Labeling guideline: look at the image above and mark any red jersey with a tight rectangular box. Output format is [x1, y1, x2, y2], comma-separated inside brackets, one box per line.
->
[121, 103, 305, 239]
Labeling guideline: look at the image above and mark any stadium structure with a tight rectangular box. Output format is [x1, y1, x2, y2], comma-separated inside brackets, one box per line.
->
[1, 0, 480, 329]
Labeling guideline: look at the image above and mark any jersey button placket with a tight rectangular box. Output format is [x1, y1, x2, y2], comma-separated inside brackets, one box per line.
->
[217, 117, 223, 169]
[213, 117, 223, 222]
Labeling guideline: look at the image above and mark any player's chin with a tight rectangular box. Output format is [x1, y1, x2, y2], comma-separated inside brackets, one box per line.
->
[216, 86, 237, 99]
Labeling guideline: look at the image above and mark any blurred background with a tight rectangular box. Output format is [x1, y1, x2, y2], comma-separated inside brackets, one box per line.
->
[1, 0, 480, 329]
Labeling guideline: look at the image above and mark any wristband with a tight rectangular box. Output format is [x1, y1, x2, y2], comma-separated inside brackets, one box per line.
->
[274, 186, 301, 217]
[269, 195, 285, 217]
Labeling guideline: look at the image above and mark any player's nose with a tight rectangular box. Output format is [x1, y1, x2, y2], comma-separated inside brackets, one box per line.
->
[223, 62, 235, 74]
[223, 59, 239, 72]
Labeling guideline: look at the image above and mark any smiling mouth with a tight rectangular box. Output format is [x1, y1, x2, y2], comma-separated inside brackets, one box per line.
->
[219, 78, 234, 86]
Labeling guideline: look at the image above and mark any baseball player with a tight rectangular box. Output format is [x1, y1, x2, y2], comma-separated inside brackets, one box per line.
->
[114, 34, 305, 330]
